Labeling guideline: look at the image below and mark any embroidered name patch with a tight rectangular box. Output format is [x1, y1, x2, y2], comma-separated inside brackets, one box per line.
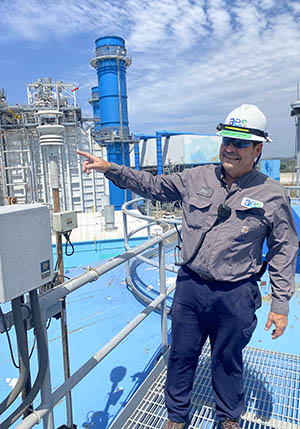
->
[241, 197, 264, 209]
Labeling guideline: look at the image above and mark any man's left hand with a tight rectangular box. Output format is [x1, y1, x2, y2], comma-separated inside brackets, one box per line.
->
[264, 312, 288, 339]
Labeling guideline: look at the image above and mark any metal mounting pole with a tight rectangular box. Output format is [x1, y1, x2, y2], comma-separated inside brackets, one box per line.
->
[158, 240, 168, 356]
[50, 147, 75, 429]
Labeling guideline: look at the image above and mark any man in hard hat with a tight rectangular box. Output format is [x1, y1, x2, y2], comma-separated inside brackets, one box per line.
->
[78, 104, 298, 429]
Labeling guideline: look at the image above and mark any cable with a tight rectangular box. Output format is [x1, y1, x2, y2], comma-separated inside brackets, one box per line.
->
[55, 251, 63, 272]
[0, 305, 19, 369]
[0, 297, 30, 415]
[1, 289, 49, 428]
[28, 330, 37, 360]
[63, 231, 75, 256]
[174, 223, 182, 242]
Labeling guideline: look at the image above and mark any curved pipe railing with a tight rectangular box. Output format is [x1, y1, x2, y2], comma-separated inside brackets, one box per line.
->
[121, 198, 182, 283]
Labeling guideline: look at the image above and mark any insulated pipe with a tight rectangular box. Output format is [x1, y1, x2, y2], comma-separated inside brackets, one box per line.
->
[0, 297, 30, 415]
[1, 290, 49, 429]
[156, 132, 163, 175]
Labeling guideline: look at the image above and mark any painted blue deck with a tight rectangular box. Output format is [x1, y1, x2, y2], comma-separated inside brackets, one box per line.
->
[53, 236, 148, 269]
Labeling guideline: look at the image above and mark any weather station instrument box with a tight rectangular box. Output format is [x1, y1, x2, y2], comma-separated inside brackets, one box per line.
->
[51, 210, 78, 233]
[0, 204, 54, 303]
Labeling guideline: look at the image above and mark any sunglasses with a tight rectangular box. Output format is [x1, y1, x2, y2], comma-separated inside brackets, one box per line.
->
[222, 137, 254, 149]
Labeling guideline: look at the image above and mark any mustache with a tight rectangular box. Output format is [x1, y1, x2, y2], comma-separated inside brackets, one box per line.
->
[222, 151, 241, 160]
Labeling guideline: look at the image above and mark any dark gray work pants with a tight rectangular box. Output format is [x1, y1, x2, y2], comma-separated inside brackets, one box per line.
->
[165, 265, 261, 423]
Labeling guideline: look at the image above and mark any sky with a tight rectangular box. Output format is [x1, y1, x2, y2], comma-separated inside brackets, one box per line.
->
[1, 0, 300, 158]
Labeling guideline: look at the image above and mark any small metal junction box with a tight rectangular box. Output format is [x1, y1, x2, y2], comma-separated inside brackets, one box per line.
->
[51, 210, 78, 233]
[0, 203, 53, 303]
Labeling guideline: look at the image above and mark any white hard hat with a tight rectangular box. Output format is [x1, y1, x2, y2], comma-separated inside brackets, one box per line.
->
[216, 104, 272, 142]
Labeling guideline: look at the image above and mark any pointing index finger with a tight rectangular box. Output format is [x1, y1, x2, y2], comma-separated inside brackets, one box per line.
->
[77, 150, 94, 160]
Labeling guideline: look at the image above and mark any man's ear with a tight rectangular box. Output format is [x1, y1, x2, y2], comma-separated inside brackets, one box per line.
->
[255, 143, 263, 157]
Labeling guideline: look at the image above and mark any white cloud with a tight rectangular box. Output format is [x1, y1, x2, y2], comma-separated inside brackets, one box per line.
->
[0, 0, 127, 40]
[290, 1, 300, 13]
[1, 0, 300, 156]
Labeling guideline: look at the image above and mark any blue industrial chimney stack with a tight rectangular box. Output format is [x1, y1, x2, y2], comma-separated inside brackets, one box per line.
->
[90, 36, 132, 209]
[89, 86, 100, 130]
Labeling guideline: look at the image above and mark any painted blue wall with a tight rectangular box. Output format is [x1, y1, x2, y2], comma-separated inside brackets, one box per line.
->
[260, 159, 280, 182]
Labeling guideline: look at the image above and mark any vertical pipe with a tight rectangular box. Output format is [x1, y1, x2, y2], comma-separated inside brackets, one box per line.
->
[64, 137, 73, 210]
[40, 323, 54, 429]
[1, 131, 11, 197]
[77, 151, 85, 212]
[296, 118, 300, 198]
[28, 135, 37, 202]
[117, 58, 124, 139]
[158, 241, 168, 354]
[89, 128, 97, 211]
[20, 295, 32, 417]
[51, 154, 74, 428]
[146, 199, 151, 240]
[60, 298, 74, 428]
[19, 132, 27, 202]
[123, 211, 131, 286]
[134, 141, 140, 170]
[156, 132, 163, 175]
[58, 147, 67, 211]
[29, 289, 53, 429]
[40, 147, 48, 204]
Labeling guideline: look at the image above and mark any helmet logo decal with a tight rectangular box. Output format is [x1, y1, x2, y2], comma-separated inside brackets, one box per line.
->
[229, 118, 248, 127]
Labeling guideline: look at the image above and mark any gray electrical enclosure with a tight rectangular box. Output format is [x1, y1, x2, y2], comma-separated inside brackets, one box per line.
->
[0, 203, 53, 303]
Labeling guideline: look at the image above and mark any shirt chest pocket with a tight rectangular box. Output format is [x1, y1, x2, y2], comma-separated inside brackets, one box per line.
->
[185, 196, 214, 229]
[234, 208, 268, 241]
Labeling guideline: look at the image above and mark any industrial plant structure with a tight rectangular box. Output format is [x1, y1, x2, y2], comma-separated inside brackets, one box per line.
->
[0, 36, 221, 213]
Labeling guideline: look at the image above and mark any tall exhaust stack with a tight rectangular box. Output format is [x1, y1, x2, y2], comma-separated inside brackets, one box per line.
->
[90, 36, 132, 209]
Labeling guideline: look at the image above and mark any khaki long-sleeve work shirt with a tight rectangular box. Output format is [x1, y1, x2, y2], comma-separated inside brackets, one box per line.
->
[105, 163, 298, 315]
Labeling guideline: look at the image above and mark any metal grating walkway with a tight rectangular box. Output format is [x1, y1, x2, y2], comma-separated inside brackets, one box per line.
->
[112, 343, 300, 429]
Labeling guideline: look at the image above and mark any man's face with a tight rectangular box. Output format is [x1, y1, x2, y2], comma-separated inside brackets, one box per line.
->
[219, 139, 263, 181]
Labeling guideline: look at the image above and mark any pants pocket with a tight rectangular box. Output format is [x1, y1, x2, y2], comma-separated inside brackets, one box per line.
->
[242, 316, 258, 339]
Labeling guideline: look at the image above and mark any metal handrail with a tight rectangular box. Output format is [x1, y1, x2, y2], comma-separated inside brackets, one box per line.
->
[121, 198, 182, 286]
[284, 185, 300, 199]
[14, 225, 177, 429]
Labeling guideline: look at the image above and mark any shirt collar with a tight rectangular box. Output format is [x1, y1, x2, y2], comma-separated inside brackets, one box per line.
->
[218, 165, 258, 189]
